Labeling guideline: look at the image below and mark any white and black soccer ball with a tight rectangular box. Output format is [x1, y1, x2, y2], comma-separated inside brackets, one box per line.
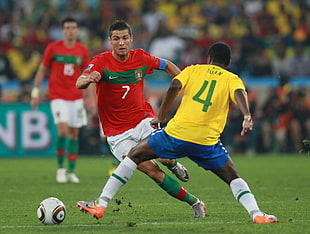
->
[37, 197, 66, 225]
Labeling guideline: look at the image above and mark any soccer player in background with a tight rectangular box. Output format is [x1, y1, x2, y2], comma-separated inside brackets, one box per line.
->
[30, 17, 94, 183]
[76, 20, 206, 219]
[82, 42, 279, 223]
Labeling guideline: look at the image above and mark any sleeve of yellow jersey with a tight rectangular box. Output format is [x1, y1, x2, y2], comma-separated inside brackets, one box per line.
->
[173, 65, 191, 89]
[229, 75, 247, 104]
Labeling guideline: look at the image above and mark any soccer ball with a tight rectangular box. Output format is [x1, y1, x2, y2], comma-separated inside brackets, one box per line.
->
[37, 197, 66, 225]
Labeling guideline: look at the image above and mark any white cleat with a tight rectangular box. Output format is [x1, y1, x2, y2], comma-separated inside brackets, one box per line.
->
[169, 162, 190, 182]
[67, 173, 80, 183]
[192, 200, 206, 218]
[56, 168, 67, 183]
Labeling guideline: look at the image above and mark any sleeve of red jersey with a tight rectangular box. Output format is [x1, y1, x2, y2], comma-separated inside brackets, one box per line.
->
[41, 43, 54, 67]
[83, 55, 101, 74]
[141, 49, 166, 75]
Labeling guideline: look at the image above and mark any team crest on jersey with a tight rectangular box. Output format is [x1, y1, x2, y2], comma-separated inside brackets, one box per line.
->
[135, 70, 143, 80]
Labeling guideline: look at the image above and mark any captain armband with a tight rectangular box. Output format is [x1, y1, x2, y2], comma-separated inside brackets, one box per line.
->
[158, 59, 167, 70]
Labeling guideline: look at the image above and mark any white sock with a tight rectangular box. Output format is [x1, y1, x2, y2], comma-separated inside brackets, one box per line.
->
[98, 157, 137, 207]
[230, 178, 263, 219]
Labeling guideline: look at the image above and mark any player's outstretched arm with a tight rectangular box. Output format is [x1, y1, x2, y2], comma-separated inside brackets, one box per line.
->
[76, 71, 101, 89]
[30, 64, 47, 110]
[150, 79, 182, 129]
[234, 89, 253, 136]
[164, 60, 181, 78]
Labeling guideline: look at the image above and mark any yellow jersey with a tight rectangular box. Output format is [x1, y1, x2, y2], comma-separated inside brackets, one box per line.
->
[165, 64, 246, 145]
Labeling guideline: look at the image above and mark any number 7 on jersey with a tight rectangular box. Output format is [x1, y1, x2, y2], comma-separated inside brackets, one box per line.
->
[121, 85, 130, 99]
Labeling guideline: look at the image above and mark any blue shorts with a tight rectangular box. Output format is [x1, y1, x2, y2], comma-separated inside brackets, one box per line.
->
[148, 129, 229, 170]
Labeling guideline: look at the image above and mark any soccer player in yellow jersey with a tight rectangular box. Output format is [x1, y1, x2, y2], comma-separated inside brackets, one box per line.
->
[83, 42, 279, 223]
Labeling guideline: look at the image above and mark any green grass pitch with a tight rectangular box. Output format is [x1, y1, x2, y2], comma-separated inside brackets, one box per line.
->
[0, 154, 309, 233]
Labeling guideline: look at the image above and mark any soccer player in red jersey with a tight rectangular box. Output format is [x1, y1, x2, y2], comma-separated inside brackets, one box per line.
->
[101, 42, 279, 223]
[30, 17, 94, 183]
[76, 20, 206, 219]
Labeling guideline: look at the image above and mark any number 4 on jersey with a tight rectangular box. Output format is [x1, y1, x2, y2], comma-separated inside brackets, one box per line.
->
[192, 80, 216, 112]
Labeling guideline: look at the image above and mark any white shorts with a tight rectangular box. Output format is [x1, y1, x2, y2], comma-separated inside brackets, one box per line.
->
[50, 99, 87, 128]
[107, 118, 154, 161]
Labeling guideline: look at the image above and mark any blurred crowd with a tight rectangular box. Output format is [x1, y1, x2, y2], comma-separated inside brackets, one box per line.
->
[0, 0, 309, 153]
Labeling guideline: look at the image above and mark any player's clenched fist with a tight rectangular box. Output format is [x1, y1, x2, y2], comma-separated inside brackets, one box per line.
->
[76, 71, 101, 89]
[88, 71, 101, 83]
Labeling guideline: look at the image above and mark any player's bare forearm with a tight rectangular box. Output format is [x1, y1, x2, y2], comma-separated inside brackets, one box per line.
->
[76, 73, 92, 89]
[84, 83, 97, 117]
[33, 64, 47, 88]
[234, 89, 253, 135]
[30, 64, 47, 110]
[234, 89, 251, 116]
[155, 79, 182, 125]
[164, 60, 181, 78]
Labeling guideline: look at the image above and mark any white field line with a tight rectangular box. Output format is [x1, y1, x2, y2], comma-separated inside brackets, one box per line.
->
[1, 219, 307, 229]
[0, 221, 257, 229]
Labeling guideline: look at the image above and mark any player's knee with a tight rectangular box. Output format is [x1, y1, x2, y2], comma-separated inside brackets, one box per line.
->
[128, 151, 142, 164]
[128, 148, 147, 164]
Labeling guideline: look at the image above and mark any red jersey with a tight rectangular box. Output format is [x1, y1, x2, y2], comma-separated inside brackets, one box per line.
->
[42, 40, 89, 100]
[85, 49, 164, 136]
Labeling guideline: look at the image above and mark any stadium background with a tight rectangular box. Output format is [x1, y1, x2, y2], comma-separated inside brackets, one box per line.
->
[0, 0, 309, 156]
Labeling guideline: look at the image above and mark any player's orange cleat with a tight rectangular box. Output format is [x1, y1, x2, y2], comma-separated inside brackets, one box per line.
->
[76, 200, 106, 219]
[253, 213, 279, 223]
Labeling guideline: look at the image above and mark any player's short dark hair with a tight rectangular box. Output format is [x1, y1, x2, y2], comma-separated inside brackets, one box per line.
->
[109, 20, 132, 37]
[61, 17, 78, 28]
[208, 42, 231, 67]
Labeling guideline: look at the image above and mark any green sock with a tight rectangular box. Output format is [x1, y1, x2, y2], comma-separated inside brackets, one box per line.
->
[56, 136, 67, 168]
[68, 139, 79, 172]
[157, 173, 198, 206]
[168, 159, 177, 169]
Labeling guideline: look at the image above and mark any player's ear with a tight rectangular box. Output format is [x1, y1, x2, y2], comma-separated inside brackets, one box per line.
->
[227, 59, 231, 67]
[207, 55, 211, 64]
